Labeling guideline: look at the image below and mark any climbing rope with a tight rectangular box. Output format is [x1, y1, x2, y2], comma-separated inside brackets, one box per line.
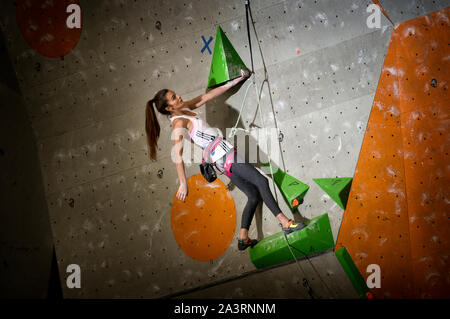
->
[229, 80, 253, 139]
[235, 0, 335, 299]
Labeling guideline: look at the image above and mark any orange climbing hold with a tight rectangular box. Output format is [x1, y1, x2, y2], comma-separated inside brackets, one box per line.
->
[171, 174, 236, 262]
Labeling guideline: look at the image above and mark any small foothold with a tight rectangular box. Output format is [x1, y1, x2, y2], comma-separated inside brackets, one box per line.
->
[68, 198, 75, 208]
[431, 78, 437, 88]
[278, 132, 284, 142]
[157, 169, 163, 178]
[366, 292, 374, 299]
[155, 21, 162, 30]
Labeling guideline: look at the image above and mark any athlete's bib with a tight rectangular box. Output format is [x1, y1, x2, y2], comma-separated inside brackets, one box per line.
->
[210, 139, 233, 162]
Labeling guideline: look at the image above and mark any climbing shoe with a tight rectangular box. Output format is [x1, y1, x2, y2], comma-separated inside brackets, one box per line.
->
[238, 238, 258, 251]
[282, 219, 306, 235]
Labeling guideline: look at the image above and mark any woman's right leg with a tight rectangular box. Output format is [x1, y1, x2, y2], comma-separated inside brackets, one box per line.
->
[229, 172, 261, 232]
[228, 172, 261, 250]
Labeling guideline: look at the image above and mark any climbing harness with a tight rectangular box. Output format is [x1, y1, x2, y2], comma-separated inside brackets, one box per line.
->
[201, 136, 236, 182]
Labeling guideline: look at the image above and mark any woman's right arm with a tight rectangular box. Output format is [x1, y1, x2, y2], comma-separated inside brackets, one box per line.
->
[185, 69, 250, 110]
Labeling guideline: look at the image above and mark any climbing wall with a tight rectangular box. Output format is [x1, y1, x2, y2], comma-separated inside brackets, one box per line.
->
[1, 0, 448, 299]
[177, 250, 360, 299]
[336, 7, 450, 298]
[206, 1, 395, 240]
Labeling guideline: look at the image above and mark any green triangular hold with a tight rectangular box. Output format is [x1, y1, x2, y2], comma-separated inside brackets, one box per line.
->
[249, 214, 335, 269]
[263, 163, 309, 211]
[335, 247, 372, 299]
[207, 26, 249, 88]
[313, 178, 353, 210]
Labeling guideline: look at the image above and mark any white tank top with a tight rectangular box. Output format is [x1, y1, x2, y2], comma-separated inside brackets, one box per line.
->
[169, 109, 221, 149]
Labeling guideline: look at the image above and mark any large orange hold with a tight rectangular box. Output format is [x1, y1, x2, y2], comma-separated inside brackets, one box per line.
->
[171, 174, 236, 262]
[16, 0, 82, 58]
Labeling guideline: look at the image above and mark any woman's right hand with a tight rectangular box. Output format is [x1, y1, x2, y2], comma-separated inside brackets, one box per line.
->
[240, 69, 250, 79]
[176, 182, 188, 202]
[225, 69, 251, 87]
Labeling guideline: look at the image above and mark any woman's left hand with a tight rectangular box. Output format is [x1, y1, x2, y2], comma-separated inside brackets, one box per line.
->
[176, 182, 188, 202]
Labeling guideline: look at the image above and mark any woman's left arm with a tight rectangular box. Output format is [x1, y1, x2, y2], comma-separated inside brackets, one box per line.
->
[185, 69, 250, 110]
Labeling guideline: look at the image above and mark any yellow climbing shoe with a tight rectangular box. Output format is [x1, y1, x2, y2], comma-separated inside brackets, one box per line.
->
[282, 219, 306, 235]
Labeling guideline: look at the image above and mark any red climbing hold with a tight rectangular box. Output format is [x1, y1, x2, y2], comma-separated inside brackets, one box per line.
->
[16, 0, 82, 58]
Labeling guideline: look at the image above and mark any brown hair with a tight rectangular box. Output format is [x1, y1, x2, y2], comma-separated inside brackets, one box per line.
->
[145, 89, 171, 161]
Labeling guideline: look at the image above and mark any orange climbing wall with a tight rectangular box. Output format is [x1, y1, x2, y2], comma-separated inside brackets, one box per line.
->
[336, 8, 450, 299]
[395, 9, 450, 298]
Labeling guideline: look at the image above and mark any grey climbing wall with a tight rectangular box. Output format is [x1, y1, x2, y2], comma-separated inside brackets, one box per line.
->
[1, 0, 448, 299]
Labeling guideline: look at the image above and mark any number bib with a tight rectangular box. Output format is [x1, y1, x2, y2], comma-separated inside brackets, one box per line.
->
[210, 139, 233, 162]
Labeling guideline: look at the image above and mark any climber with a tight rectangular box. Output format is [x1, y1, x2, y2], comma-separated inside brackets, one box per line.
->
[144, 70, 305, 251]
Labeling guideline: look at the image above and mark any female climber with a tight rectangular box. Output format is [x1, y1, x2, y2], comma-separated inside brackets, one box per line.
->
[145, 70, 305, 251]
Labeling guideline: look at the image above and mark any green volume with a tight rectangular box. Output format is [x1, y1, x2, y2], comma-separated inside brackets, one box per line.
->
[335, 247, 372, 299]
[207, 26, 249, 88]
[263, 163, 309, 211]
[313, 177, 353, 210]
[249, 214, 334, 269]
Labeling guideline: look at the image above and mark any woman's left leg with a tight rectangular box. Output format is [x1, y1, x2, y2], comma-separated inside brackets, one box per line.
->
[230, 158, 283, 219]
[230, 153, 306, 234]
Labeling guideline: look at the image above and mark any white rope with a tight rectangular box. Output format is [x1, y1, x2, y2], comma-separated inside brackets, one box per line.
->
[254, 79, 278, 198]
[228, 77, 254, 139]
[228, 73, 279, 201]
[233, 0, 336, 299]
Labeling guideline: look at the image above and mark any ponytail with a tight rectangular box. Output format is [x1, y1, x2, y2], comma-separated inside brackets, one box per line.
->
[145, 89, 170, 161]
[145, 99, 160, 161]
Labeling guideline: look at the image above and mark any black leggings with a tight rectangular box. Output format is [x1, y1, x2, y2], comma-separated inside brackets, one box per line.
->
[229, 152, 282, 229]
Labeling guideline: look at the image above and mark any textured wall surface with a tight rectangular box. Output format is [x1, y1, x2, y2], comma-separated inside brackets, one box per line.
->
[177, 250, 359, 299]
[0, 0, 448, 299]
